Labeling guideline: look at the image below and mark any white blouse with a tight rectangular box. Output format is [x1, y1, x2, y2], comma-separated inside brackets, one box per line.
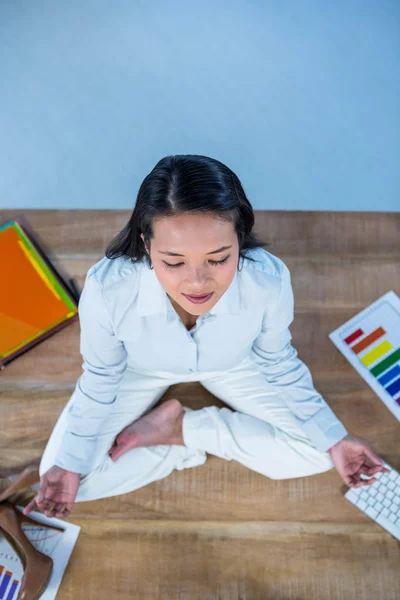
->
[54, 247, 348, 474]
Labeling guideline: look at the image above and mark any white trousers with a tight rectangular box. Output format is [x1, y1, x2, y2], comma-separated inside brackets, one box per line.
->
[39, 355, 334, 503]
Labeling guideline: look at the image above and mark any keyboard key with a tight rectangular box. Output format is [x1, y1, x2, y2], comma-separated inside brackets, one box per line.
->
[388, 481, 395, 491]
[369, 488, 377, 497]
[367, 496, 376, 506]
[387, 491, 394, 500]
[389, 471, 398, 481]
[376, 514, 400, 541]
[382, 508, 390, 517]
[390, 503, 397, 513]
[360, 491, 369, 501]
[346, 490, 359, 504]
[381, 485, 388, 494]
[393, 497, 400, 506]
[365, 506, 378, 520]
[376, 493, 384, 502]
[389, 513, 397, 523]
[374, 502, 383, 513]
[383, 498, 391, 508]
[358, 500, 367, 511]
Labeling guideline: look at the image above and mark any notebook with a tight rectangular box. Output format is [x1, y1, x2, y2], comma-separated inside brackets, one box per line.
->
[0, 219, 79, 369]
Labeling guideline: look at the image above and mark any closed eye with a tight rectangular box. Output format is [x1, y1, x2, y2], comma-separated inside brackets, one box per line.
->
[163, 255, 230, 270]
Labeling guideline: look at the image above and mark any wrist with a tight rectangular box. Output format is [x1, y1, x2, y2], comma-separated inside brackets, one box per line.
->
[328, 434, 350, 455]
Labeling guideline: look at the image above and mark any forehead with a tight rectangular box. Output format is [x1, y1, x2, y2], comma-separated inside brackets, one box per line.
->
[153, 213, 236, 245]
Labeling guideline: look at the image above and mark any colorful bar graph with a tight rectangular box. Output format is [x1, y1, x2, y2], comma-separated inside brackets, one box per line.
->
[329, 291, 400, 422]
[370, 348, 400, 378]
[344, 322, 400, 403]
[0, 566, 19, 600]
[5, 580, 18, 600]
[350, 326, 386, 354]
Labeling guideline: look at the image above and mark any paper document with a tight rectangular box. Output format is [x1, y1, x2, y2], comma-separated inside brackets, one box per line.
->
[329, 290, 400, 422]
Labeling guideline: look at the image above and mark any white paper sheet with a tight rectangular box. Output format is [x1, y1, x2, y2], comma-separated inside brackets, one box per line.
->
[329, 290, 400, 422]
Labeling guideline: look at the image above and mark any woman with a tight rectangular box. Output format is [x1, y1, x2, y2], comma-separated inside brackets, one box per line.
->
[24, 154, 388, 520]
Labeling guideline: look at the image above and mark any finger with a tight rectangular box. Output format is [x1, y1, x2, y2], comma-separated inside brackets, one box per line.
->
[35, 481, 48, 505]
[54, 504, 70, 519]
[54, 510, 70, 519]
[42, 503, 55, 517]
[346, 471, 369, 487]
[39, 498, 57, 518]
[23, 497, 38, 515]
[344, 472, 361, 487]
[363, 456, 390, 474]
[362, 446, 386, 469]
[352, 477, 377, 488]
[54, 502, 69, 516]
[358, 464, 383, 476]
[37, 497, 52, 510]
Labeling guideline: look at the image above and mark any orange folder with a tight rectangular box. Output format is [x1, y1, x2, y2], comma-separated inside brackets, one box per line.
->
[0, 219, 78, 368]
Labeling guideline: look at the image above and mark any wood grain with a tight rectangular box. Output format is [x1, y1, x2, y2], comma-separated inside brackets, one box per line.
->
[1, 209, 399, 599]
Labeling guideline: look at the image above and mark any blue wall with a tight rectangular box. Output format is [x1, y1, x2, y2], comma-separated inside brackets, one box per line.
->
[1, 1, 398, 211]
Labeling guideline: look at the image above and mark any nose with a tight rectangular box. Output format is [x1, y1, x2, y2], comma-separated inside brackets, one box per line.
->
[185, 267, 209, 288]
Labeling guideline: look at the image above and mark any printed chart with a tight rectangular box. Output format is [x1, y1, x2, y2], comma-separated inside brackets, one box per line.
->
[329, 290, 400, 422]
[0, 506, 80, 600]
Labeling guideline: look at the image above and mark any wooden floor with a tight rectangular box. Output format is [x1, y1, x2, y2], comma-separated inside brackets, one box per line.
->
[1, 210, 399, 600]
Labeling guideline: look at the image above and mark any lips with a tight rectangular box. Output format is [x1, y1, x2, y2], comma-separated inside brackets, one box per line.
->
[183, 292, 214, 304]
[185, 293, 210, 298]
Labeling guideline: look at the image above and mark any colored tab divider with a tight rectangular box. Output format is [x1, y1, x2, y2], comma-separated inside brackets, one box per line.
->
[344, 325, 400, 405]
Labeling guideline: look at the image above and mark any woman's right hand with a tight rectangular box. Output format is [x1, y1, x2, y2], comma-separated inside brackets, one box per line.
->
[23, 465, 81, 519]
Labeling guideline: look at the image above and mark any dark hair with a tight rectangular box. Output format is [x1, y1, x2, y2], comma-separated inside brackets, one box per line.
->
[105, 154, 269, 271]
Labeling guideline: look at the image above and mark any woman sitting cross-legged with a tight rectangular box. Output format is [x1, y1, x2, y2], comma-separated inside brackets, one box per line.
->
[24, 154, 388, 520]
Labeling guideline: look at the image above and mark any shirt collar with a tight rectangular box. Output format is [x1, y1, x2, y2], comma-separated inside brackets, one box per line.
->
[136, 256, 244, 322]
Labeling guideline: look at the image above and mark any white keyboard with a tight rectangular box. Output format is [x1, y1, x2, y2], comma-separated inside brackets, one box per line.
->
[345, 461, 400, 540]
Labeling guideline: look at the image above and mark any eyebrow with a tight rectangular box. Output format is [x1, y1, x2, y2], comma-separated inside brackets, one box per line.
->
[158, 245, 233, 257]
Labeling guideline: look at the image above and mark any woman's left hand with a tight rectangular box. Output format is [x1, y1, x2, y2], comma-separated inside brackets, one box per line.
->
[328, 434, 390, 488]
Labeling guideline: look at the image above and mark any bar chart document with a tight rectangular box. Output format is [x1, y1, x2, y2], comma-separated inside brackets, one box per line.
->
[329, 290, 400, 422]
[0, 507, 80, 599]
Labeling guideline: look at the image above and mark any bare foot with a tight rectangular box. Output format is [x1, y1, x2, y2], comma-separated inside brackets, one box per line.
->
[108, 398, 185, 461]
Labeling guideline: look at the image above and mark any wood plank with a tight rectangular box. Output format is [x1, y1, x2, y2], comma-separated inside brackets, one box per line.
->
[2, 386, 398, 457]
[44, 519, 400, 600]
[1, 209, 399, 257]
[1, 387, 398, 524]
[1, 209, 399, 599]
[44, 254, 400, 311]
[0, 307, 394, 383]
